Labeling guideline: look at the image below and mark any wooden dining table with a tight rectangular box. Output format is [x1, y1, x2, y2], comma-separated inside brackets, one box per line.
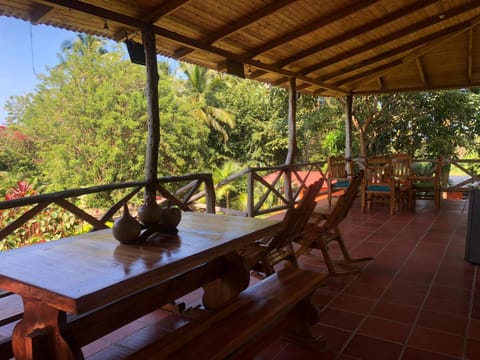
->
[0, 212, 282, 360]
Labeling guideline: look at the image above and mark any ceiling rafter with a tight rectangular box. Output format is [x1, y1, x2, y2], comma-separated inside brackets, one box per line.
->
[416, 57, 426, 85]
[174, 0, 297, 59]
[355, 81, 480, 95]
[244, 0, 381, 60]
[275, 0, 437, 70]
[30, 3, 53, 24]
[113, 0, 191, 41]
[299, 1, 480, 77]
[338, 18, 480, 89]
[39, 0, 348, 94]
[468, 27, 473, 82]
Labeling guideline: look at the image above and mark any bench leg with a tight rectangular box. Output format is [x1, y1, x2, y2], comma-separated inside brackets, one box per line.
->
[283, 296, 326, 351]
[202, 252, 250, 309]
[12, 299, 83, 360]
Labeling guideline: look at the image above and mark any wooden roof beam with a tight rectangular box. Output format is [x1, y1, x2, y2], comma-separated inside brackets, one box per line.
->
[30, 3, 54, 24]
[416, 57, 427, 86]
[174, 0, 297, 59]
[468, 27, 473, 82]
[244, 0, 381, 61]
[325, 20, 474, 85]
[113, 0, 191, 41]
[39, 0, 347, 94]
[299, 1, 480, 77]
[337, 18, 480, 88]
[276, 0, 437, 69]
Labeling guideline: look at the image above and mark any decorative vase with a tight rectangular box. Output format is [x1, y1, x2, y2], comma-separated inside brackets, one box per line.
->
[159, 206, 182, 231]
[137, 196, 162, 226]
[112, 203, 141, 244]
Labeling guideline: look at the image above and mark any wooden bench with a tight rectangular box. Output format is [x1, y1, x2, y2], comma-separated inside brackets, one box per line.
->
[0, 291, 24, 359]
[87, 267, 327, 360]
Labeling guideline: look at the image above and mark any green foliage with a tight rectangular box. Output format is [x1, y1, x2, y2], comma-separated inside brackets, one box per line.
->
[0, 181, 82, 250]
[353, 90, 480, 158]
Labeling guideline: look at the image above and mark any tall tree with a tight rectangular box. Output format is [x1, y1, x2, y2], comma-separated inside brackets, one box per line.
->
[179, 64, 235, 143]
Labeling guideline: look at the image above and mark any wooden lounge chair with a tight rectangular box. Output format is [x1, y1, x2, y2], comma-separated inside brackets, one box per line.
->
[241, 179, 324, 276]
[327, 155, 350, 207]
[295, 171, 373, 276]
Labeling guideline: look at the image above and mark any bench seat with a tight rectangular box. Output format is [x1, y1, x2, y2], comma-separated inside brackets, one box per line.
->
[88, 267, 327, 360]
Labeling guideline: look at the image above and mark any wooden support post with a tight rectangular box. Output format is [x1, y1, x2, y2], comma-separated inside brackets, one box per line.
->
[285, 77, 297, 206]
[345, 94, 353, 176]
[143, 29, 160, 199]
[285, 77, 297, 166]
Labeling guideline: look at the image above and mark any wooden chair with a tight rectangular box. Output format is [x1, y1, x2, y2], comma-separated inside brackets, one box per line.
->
[361, 155, 396, 215]
[241, 179, 324, 276]
[392, 153, 413, 210]
[327, 155, 350, 207]
[295, 171, 373, 276]
[411, 157, 442, 208]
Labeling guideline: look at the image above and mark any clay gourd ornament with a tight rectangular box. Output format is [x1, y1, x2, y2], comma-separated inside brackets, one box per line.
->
[159, 206, 182, 231]
[137, 196, 162, 226]
[112, 203, 141, 244]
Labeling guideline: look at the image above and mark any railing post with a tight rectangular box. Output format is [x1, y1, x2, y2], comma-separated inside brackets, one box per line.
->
[284, 166, 293, 207]
[247, 168, 254, 217]
[204, 175, 216, 214]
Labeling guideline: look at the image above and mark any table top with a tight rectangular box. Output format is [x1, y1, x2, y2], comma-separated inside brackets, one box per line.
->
[0, 212, 280, 314]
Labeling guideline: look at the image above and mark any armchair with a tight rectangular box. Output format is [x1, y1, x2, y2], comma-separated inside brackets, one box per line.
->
[327, 155, 350, 207]
[411, 157, 442, 208]
[361, 156, 396, 215]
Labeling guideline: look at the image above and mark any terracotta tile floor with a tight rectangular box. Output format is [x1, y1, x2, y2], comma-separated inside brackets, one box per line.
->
[83, 197, 478, 359]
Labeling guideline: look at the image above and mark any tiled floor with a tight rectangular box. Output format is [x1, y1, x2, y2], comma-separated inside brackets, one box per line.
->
[83, 197, 479, 359]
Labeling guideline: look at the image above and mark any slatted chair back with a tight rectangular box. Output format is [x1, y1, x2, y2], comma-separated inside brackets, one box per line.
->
[324, 170, 363, 230]
[411, 156, 442, 208]
[392, 154, 412, 180]
[362, 155, 396, 215]
[392, 154, 413, 209]
[327, 155, 350, 207]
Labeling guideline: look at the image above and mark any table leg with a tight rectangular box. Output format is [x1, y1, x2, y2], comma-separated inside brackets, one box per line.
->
[12, 298, 83, 360]
[202, 252, 250, 309]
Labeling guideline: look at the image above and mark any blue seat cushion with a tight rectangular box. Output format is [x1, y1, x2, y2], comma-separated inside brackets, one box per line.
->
[366, 185, 391, 192]
[333, 180, 349, 188]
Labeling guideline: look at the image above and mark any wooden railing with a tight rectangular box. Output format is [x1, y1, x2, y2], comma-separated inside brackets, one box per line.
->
[0, 173, 215, 243]
[2, 157, 476, 246]
[212, 162, 327, 217]
[352, 157, 480, 192]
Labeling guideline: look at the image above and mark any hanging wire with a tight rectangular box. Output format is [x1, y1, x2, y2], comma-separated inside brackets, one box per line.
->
[29, 22, 38, 78]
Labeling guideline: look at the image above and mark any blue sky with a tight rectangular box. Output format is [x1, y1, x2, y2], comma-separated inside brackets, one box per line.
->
[0, 16, 79, 123]
[0, 17, 179, 125]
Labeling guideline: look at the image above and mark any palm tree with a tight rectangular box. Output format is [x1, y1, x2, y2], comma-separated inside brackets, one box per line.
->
[180, 63, 235, 142]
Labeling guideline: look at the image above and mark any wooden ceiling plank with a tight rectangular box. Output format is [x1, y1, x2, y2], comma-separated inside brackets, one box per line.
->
[299, 1, 480, 76]
[323, 20, 473, 84]
[30, 3, 54, 24]
[336, 18, 480, 88]
[174, 0, 297, 59]
[145, 0, 191, 23]
[245, 0, 382, 59]
[355, 81, 480, 95]
[277, 0, 437, 69]
[114, 0, 192, 40]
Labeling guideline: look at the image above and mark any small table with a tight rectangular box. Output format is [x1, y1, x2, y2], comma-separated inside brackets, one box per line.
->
[0, 212, 281, 360]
